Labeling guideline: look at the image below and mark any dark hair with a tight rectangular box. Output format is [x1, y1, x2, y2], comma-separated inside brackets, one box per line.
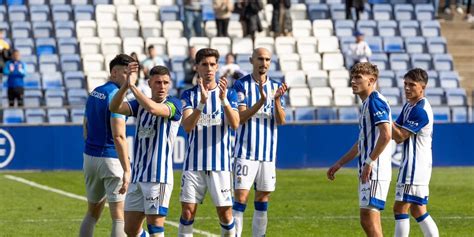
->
[149, 65, 170, 77]
[404, 68, 428, 85]
[147, 45, 155, 51]
[350, 62, 379, 80]
[195, 48, 219, 65]
[109, 54, 135, 73]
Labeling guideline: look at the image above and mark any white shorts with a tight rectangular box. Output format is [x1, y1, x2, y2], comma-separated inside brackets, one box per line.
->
[179, 170, 233, 207]
[233, 158, 276, 192]
[124, 182, 173, 216]
[359, 180, 390, 211]
[395, 183, 429, 206]
[83, 154, 125, 203]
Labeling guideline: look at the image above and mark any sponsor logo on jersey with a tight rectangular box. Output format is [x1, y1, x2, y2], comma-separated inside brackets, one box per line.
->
[90, 90, 106, 100]
[373, 110, 386, 118]
[138, 126, 156, 138]
[197, 110, 223, 126]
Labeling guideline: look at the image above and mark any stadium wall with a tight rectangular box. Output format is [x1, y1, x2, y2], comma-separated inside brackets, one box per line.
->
[0, 124, 473, 170]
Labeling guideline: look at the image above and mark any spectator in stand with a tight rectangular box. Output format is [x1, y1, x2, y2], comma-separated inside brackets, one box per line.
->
[3, 50, 27, 107]
[0, 30, 11, 75]
[213, 0, 234, 37]
[466, 0, 473, 22]
[348, 31, 372, 65]
[242, 0, 264, 39]
[184, 0, 203, 38]
[346, 0, 365, 21]
[218, 53, 240, 79]
[271, 0, 293, 37]
[443, 0, 464, 15]
[183, 46, 197, 85]
[141, 45, 165, 79]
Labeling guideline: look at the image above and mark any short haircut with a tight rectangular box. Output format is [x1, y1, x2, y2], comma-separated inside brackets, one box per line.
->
[404, 68, 428, 85]
[147, 45, 154, 51]
[149, 65, 171, 77]
[350, 62, 379, 80]
[109, 54, 135, 73]
[195, 48, 219, 65]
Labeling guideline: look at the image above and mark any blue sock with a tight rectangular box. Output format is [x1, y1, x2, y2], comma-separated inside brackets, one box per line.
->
[147, 224, 164, 234]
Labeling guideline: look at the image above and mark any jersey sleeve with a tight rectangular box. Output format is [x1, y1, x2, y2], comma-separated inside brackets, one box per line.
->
[165, 97, 183, 121]
[108, 89, 126, 120]
[232, 80, 247, 106]
[227, 88, 239, 110]
[126, 100, 140, 117]
[400, 106, 429, 134]
[180, 89, 193, 111]
[368, 97, 390, 125]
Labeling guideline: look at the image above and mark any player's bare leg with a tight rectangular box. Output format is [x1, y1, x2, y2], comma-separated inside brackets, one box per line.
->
[253, 191, 271, 237]
[394, 201, 411, 237]
[178, 202, 198, 237]
[108, 201, 126, 237]
[233, 189, 250, 237]
[80, 199, 106, 237]
[216, 206, 236, 236]
[360, 208, 383, 237]
[146, 215, 166, 237]
[125, 211, 146, 237]
[410, 205, 439, 237]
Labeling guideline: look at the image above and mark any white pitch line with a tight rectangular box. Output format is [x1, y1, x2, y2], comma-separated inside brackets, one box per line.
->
[4, 175, 218, 237]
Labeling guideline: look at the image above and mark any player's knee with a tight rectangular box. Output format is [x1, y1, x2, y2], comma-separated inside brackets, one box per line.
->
[181, 208, 194, 221]
[254, 191, 271, 202]
[124, 225, 140, 237]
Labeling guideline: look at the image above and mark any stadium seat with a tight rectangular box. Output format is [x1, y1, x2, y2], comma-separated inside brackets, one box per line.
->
[119, 21, 140, 38]
[22, 55, 37, 74]
[426, 70, 439, 88]
[86, 71, 108, 92]
[311, 87, 333, 106]
[307, 4, 329, 21]
[45, 89, 66, 107]
[23, 89, 43, 107]
[51, 0, 67, 4]
[378, 20, 398, 37]
[316, 107, 337, 121]
[421, 21, 440, 37]
[141, 21, 162, 39]
[138, 5, 159, 22]
[0, 6, 6, 22]
[427, 37, 447, 54]
[384, 36, 404, 53]
[373, 4, 393, 21]
[14, 38, 34, 56]
[415, 4, 434, 21]
[39, 54, 60, 73]
[334, 87, 355, 106]
[365, 36, 383, 53]
[123, 37, 144, 54]
[232, 38, 253, 55]
[410, 53, 432, 70]
[338, 107, 359, 122]
[11, 22, 32, 38]
[52, 5, 73, 21]
[74, 5, 94, 21]
[432, 106, 450, 123]
[76, 21, 97, 39]
[399, 20, 420, 37]
[297, 37, 318, 55]
[339, 36, 355, 53]
[60, 54, 81, 72]
[307, 70, 329, 88]
[97, 21, 118, 38]
[439, 71, 460, 89]
[322, 53, 344, 70]
[189, 37, 210, 51]
[357, 20, 377, 36]
[100, 37, 122, 55]
[42, 72, 63, 89]
[2, 108, 24, 124]
[433, 54, 453, 71]
[58, 37, 79, 55]
[24, 73, 41, 89]
[380, 87, 401, 105]
[394, 4, 414, 21]
[285, 107, 294, 122]
[55, 21, 75, 38]
[289, 88, 311, 106]
[210, 37, 231, 56]
[113, 0, 132, 5]
[378, 70, 395, 87]
[394, 70, 406, 87]
[116, 5, 137, 23]
[25, 108, 46, 124]
[167, 37, 188, 57]
[335, 20, 355, 37]
[405, 36, 426, 54]
[228, 21, 244, 38]
[8, 5, 28, 22]
[275, 37, 296, 55]
[36, 38, 57, 56]
[30, 5, 50, 22]
[284, 70, 306, 87]
[280, 54, 301, 72]
[64, 71, 85, 89]
[82, 54, 105, 73]
[301, 53, 322, 71]
[159, 5, 180, 21]
[369, 53, 389, 70]
[329, 69, 349, 88]
[313, 20, 333, 37]
[204, 21, 217, 38]
[445, 88, 467, 106]
[290, 3, 308, 20]
[68, 88, 88, 105]
[391, 106, 403, 121]
[163, 21, 184, 38]
[292, 20, 312, 38]
[96, 5, 116, 23]
[389, 53, 410, 71]
[426, 88, 445, 106]
[48, 108, 69, 124]
[329, 4, 345, 20]
[451, 107, 467, 123]
[254, 37, 275, 53]
[294, 107, 316, 121]
[318, 36, 339, 53]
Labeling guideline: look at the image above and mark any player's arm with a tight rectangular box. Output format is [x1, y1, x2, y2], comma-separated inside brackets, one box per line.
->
[238, 80, 266, 124]
[129, 84, 171, 118]
[219, 77, 239, 130]
[392, 123, 411, 144]
[274, 83, 288, 125]
[110, 117, 130, 194]
[360, 122, 391, 183]
[327, 142, 359, 180]
[82, 117, 87, 140]
[109, 80, 132, 116]
[181, 79, 208, 133]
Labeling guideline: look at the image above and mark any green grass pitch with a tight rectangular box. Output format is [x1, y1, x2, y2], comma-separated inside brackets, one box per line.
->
[0, 168, 473, 236]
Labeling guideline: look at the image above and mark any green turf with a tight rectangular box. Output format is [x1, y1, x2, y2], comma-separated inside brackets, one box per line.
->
[0, 168, 473, 236]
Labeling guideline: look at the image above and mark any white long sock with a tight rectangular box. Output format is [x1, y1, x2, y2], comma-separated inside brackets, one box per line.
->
[417, 213, 439, 237]
[111, 219, 126, 237]
[252, 201, 268, 237]
[232, 202, 246, 237]
[178, 217, 194, 237]
[79, 214, 97, 237]
[394, 214, 410, 237]
[220, 217, 236, 237]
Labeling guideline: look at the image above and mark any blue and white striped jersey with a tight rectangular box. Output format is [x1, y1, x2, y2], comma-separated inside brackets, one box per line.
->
[232, 74, 285, 162]
[395, 98, 433, 185]
[127, 97, 182, 184]
[84, 81, 126, 158]
[358, 91, 392, 181]
[181, 85, 238, 171]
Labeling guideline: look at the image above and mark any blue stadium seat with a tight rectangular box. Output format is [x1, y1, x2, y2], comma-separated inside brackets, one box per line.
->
[268, 71, 285, 83]
[51, 0, 67, 4]
[426, 37, 447, 54]
[339, 36, 355, 53]
[365, 36, 383, 53]
[445, 88, 467, 106]
[64, 71, 85, 89]
[71, 107, 85, 123]
[7, 0, 24, 5]
[48, 108, 69, 124]
[369, 53, 389, 70]
[74, 5, 94, 21]
[39, 54, 59, 72]
[389, 53, 410, 71]
[0, 22, 9, 35]
[439, 71, 460, 89]
[380, 87, 401, 105]
[415, 4, 434, 21]
[58, 37, 79, 54]
[160, 5, 180, 21]
[329, 4, 346, 20]
[67, 88, 88, 105]
[357, 20, 377, 36]
[22, 55, 37, 74]
[377, 20, 398, 37]
[45, 89, 66, 107]
[24, 72, 41, 89]
[433, 54, 453, 71]
[421, 20, 440, 37]
[170, 56, 187, 72]
[378, 70, 395, 87]
[425, 88, 445, 105]
[399, 20, 420, 37]
[52, 5, 73, 21]
[55, 21, 75, 38]
[60, 54, 81, 72]
[25, 108, 46, 124]
[42, 72, 63, 89]
[405, 36, 426, 54]
[36, 38, 57, 56]
[373, 4, 393, 21]
[11, 22, 32, 38]
[24, 89, 43, 107]
[394, 4, 414, 21]
[383, 36, 404, 53]
[335, 20, 355, 37]
[432, 106, 450, 123]
[451, 107, 468, 123]
[338, 107, 359, 122]
[93, 0, 110, 4]
[14, 38, 34, 55]
[30, 5, 50, 22]
[316, 107, 337, 121]
[295, 107, 316, 121]
[0, 6, 5, 22]
[395, 70, 406, 87]
[307, 4, 329, 21]
[2, 108, 24, 124]
[8, 5, 28, 22]
[410, 53, 432, 70]
[368, 0, 389, 3]
[33, 21, 53, 38]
